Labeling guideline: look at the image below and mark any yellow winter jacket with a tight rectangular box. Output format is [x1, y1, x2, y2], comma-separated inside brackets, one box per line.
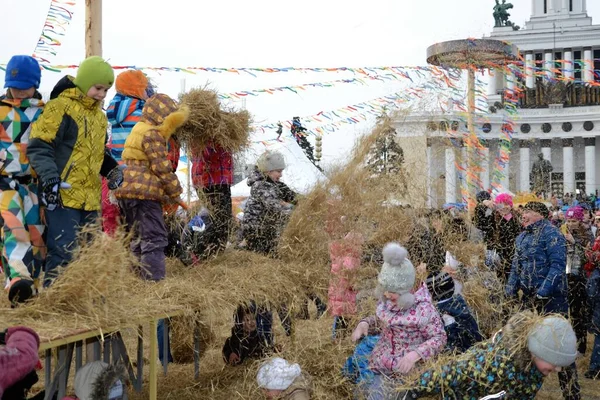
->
[28, 76, 112, 211]
[116, 94, 188, 202]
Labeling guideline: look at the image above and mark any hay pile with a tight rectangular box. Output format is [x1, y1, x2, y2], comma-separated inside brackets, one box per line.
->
[178, 87, 251, 151]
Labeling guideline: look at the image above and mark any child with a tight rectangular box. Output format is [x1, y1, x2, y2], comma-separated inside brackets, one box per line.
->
[351, 243, 446, 400]
[222, 303, 268, 365]
[409, 311, 577, 399]
[103, 70, 150, 235]
[0, 55, 45, 304]
[423, 269, 483, 352]
[61, 360, 126, 400]
[116, 93, 189, 281]
[256, 357, 312, 400]
[586, 265, 600, 379]
[0, 326, 40, 399]
[27, 56, 122, 287]
[242, 150, 296, 256]
[562, 205, 594, 354]
[328, 227, 364, 339]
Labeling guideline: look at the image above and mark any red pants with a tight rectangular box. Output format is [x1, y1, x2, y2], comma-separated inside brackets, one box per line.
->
[101, 178, 120, 236]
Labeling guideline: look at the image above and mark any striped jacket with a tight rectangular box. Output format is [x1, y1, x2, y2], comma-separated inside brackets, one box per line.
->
[106, 93, 144, 163]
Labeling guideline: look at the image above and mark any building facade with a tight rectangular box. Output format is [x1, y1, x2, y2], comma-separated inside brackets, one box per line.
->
[396, 0, 600, 207]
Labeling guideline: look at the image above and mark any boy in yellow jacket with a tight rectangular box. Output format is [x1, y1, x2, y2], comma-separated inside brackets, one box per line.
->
[28, 56, 122, 287]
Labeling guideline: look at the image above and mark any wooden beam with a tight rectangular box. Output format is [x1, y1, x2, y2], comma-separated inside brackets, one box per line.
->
[85, 0, 102, 57]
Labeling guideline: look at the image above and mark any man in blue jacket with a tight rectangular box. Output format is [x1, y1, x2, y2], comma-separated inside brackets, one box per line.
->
[506, 201, 580, 400]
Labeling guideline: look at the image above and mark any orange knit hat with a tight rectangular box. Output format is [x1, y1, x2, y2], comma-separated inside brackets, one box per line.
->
[115, 70, 148, 99]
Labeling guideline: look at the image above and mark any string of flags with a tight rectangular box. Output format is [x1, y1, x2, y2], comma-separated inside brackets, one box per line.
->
[32, 0, 76, 63]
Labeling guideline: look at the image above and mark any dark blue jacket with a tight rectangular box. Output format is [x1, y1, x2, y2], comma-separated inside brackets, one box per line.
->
[437, 294, 483, 352]
[506, 219, 568, 313]
[588, 269, 600, 335]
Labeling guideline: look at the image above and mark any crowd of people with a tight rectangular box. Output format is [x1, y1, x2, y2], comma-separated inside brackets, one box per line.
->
[1, 53, 600, 399]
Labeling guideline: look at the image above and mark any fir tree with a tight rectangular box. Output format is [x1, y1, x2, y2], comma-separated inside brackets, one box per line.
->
[366, 121, 404, 175]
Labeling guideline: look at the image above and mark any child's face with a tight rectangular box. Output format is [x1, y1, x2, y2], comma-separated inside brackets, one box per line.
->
[86, 84, 111, 101]
[267, 169, 283, 182]
[262, 388, 283, 399]
[9, 87, 36, 99]
[242, 313, 256, 334]
[383, 291, 399, 303]
[532, 355, 561, 376]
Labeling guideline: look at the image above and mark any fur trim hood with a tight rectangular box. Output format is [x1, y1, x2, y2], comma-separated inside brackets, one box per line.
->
[74, 362, 127, 400]
[139, 93, 189, 139]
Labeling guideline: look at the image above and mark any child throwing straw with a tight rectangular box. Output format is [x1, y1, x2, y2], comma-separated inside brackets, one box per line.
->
[351, 242, 446, 400]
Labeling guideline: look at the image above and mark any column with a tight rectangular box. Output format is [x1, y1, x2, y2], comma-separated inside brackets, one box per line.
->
[585, 137, 596, 195]
[563, 138, 575, 194]
[460, 146, 468, 203]
[532, 0, 536, 15]
[541, 139, 552, 163]
[562, 0, 569, 11]
[582, 0, 587, 13]
[584, 47, 593, 83]
[525, 52, 535, 89]
[545, 50, 554, 80]
[519, 140, 531, 192]
[427, 138, 433, 208]
[480, 140, 490, 191]
[548, 0, 554, 12]
[564, 48, 574, 81]
[499, 140, 510, 191]
[445, 147, 457, 204]
[506, 69, 515, 92]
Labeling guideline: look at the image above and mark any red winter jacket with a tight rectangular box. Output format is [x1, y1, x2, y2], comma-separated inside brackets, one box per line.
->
[0, 326, 40, 398]
[191, 143, 233, 188]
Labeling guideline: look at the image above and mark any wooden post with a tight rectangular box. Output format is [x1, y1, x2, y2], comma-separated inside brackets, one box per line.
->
[85, 0, 102, 57]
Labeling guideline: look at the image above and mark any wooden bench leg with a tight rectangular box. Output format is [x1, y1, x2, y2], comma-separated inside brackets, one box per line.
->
[75, 340, 83, 372]
[137, 325, 144, 392]
[162, 319, 169, 377]
[149, 319, 158, 400]
[194, 322, 200, 380]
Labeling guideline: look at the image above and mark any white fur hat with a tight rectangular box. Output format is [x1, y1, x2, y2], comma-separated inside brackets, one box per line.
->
[257, 150, 286, 173]
[378, 242, 415, 295]
[256, 357, 302, 391]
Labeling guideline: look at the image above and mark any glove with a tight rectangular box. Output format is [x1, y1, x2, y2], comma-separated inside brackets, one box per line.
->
[42, 177, 61, 211]
[107, 165, 125, 190]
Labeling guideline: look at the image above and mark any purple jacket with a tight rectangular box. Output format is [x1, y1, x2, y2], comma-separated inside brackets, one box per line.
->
[364, 285, 446, 376]
[0, 326, 40, 398]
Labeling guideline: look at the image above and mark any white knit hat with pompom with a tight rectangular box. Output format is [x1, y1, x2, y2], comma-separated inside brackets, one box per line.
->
[378, 242, 415, 296]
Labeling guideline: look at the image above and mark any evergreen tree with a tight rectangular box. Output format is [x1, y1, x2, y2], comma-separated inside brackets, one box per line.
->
[366, 120, 404, 175]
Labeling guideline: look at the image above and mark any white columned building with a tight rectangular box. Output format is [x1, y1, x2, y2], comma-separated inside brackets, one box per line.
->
[395, 0, 600, 207]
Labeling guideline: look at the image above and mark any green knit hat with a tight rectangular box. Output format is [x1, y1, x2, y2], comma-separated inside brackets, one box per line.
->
[74, 56, 114, 95]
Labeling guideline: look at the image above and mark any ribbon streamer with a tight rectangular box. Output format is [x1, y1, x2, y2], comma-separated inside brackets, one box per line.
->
[32, 0, 76, 63]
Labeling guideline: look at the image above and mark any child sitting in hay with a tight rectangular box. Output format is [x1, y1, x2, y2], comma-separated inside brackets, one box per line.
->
[350, 243, 446, 400]
[256, 357, 312, 400]
[222, 303, 269, 366]
[405, 311, 577, 399]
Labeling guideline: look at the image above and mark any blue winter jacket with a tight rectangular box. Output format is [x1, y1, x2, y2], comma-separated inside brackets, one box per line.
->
[506, 219, 568, 313]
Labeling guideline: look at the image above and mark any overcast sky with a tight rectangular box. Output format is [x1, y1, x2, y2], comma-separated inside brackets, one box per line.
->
[2, 0, 600, 165]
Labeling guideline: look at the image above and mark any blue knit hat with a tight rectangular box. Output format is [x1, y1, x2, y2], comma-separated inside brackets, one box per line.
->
[4, 56, 41, 90]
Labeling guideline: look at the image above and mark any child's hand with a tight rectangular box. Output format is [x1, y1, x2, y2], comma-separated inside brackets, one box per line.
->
[416, 263, 427, 275]
[396, 351, 421, 374]
[442, 265, 458, 279]
[228, 353, 240, 365]
[351, 321, 369, 342]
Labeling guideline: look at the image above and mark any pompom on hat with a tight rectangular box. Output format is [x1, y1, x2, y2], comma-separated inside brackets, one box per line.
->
[527, 316, 577, 367]
[257, 357, 302, 391]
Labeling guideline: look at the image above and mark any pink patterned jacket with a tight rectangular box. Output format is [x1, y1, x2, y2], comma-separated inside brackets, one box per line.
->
[0, 326, 40, 398]
[328, 232, 364, 317]
[364, 284, 446, 376]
